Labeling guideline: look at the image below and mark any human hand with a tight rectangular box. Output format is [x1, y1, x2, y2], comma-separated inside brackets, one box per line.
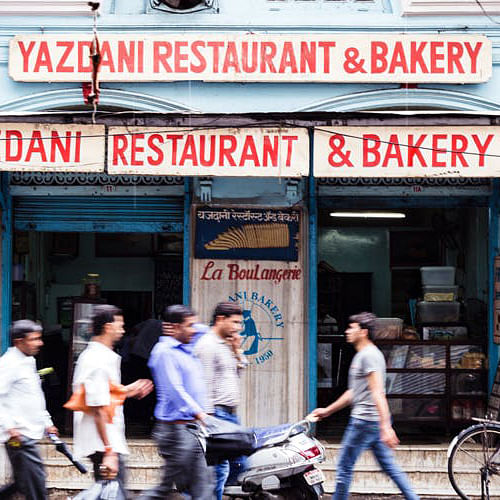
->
[227, 333, 243, 355]
[101, 452, 119, 479]
[306, 408, 330, 422]
[127, 379, 154, 399]
[196, 411, 208, 422]
[380, 425, 400, 449]
[46, 426, 59, 437]
[7, 428, 21, 441]
[162, 322, 174, 336]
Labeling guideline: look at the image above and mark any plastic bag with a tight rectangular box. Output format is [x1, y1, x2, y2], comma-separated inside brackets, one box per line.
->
[73, 480, 126, 500]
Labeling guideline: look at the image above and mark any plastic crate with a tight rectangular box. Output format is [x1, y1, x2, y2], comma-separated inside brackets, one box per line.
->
[422, 285, 458, 302]
[416, 301, 460, 323]
[420, 266, 456, 286]
[373, 318, 403, 339]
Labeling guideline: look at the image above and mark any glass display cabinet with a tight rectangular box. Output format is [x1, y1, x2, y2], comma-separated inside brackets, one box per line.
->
[377, 340, 487, 431]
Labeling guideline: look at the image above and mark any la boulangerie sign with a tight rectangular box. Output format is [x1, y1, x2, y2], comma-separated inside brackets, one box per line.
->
[0, 123, 104, 172]
[9, 33, 491, 84]
[108, 127, 308, 177]
[314, 126, 500, 178]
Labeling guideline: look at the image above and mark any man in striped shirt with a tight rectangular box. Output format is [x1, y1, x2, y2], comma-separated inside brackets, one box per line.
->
[194, 302, 247, 500]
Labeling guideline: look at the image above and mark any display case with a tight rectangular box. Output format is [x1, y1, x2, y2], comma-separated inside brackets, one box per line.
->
[377, 340, 487, 431]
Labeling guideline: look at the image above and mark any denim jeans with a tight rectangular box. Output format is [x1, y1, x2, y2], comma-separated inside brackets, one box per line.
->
[333, 417, 420, 500]
[213, 407, 247, 500]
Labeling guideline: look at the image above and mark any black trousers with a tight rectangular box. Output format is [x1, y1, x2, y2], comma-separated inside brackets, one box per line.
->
[140, 422, 212, 500]
[4, 438, 47, 500]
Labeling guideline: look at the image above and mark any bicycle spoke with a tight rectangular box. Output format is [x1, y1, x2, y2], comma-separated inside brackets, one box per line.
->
[457, 445, 488, 467]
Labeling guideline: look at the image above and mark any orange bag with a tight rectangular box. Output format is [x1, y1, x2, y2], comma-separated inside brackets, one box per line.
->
[64, 382, 126, 423]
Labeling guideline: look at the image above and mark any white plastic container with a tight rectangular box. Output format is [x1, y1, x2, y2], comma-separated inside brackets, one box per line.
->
[420, 266, 456, 286]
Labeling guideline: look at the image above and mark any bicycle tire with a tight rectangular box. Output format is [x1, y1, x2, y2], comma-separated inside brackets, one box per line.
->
[448, 423, 500, 500]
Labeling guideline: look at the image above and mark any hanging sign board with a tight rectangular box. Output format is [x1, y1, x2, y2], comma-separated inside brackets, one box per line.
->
[0, 123, 105, 172]
[191, 207, 305, 426]
[9, 34, 491, 84]
[314, 126, 500, 178]
[107, 127, 309, 177]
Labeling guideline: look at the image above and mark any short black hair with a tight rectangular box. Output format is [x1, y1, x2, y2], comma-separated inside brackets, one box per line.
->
[92, 305, 123, 336]
[163, 305, 195, 324]
[10, 320, 42, 341]
[212, 302, 243, 325]
[349, 312, 377, 340]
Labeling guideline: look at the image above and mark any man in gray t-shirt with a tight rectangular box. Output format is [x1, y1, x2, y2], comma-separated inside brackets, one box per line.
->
[349, 343, 386, 421]
[309, 312, 419, 500]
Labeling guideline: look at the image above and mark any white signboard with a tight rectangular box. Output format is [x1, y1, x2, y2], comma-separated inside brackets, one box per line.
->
[314, 126, 500, 177]
[0, 123, 104, 172]
[108, 127, 309, 177]
[9, 34, 491, 84]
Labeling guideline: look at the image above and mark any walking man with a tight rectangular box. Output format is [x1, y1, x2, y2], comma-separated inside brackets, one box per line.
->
[194, 302, 247, 499]
[308, 312, 420, 500]
[141, 305, 210, 499]
[72, 305, 153, 490]
[0, 320, 58, 500]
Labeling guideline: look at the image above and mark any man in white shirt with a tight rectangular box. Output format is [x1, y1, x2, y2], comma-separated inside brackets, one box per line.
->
[194, 302, 247, 500]
[72, 305, 153, 490]
[0, 319, 58, 500]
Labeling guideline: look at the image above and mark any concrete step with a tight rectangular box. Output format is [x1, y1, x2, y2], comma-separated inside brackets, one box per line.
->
[36, 439, 496, 497]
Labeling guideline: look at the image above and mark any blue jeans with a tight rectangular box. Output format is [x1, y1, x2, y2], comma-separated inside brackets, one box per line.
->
[333, 417, 420, 500]
[213, 407, 247, 500]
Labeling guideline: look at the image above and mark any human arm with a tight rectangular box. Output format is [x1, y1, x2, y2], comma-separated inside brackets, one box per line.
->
[124, 379, 154, 399]
[228, 334, 248, 371]
[307, 389, 353, 421]
[0, 360, 20, 439]
[82, 368, 118, 474]
[367, 370, 399, 448]
[90, 407, 118, 476]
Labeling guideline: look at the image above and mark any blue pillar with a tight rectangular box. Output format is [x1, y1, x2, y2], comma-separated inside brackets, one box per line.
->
[1, 173, 12, 354]
[308, 129, 318, 412]
[489, 179, 500, 392]
[183, 177, 192, 306]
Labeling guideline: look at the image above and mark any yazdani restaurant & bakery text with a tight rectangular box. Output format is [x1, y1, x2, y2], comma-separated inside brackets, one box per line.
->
[9, 34, 491, 84]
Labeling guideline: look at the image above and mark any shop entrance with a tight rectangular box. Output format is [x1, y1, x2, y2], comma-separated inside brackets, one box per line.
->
[11, 194, 184, 436]
[316, 204, 489, 438]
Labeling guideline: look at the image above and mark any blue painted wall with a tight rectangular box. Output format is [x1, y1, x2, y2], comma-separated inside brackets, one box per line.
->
[0, 0, 498, 113]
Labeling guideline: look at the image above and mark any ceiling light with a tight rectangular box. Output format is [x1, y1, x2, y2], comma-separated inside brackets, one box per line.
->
[329, 212, 406, 219]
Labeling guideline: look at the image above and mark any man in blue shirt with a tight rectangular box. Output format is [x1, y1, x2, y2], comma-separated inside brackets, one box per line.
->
[140, 305, 210, 499]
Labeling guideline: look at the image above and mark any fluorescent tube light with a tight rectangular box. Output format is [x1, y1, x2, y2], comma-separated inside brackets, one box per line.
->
[329, 212, 406, 219]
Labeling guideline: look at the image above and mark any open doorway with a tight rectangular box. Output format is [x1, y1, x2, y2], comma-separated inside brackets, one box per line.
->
[12, 230, 183, 435]
[316, 205, 489, 438]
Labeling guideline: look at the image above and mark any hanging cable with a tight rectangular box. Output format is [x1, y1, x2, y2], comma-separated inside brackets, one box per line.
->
[82, 2, 101, 124]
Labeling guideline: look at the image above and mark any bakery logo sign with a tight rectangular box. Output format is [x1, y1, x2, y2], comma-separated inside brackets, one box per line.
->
[195, 207, 300, 261]
[228, 291, 284, 365]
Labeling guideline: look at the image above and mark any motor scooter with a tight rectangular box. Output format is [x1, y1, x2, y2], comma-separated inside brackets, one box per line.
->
[222, 420, 325, 499]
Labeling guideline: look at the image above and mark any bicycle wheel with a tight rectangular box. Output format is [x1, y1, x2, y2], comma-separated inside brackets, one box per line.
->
[448, 423, 500, 500]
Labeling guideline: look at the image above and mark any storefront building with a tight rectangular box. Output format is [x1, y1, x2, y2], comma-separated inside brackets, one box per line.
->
[0, 0, 499, 440]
